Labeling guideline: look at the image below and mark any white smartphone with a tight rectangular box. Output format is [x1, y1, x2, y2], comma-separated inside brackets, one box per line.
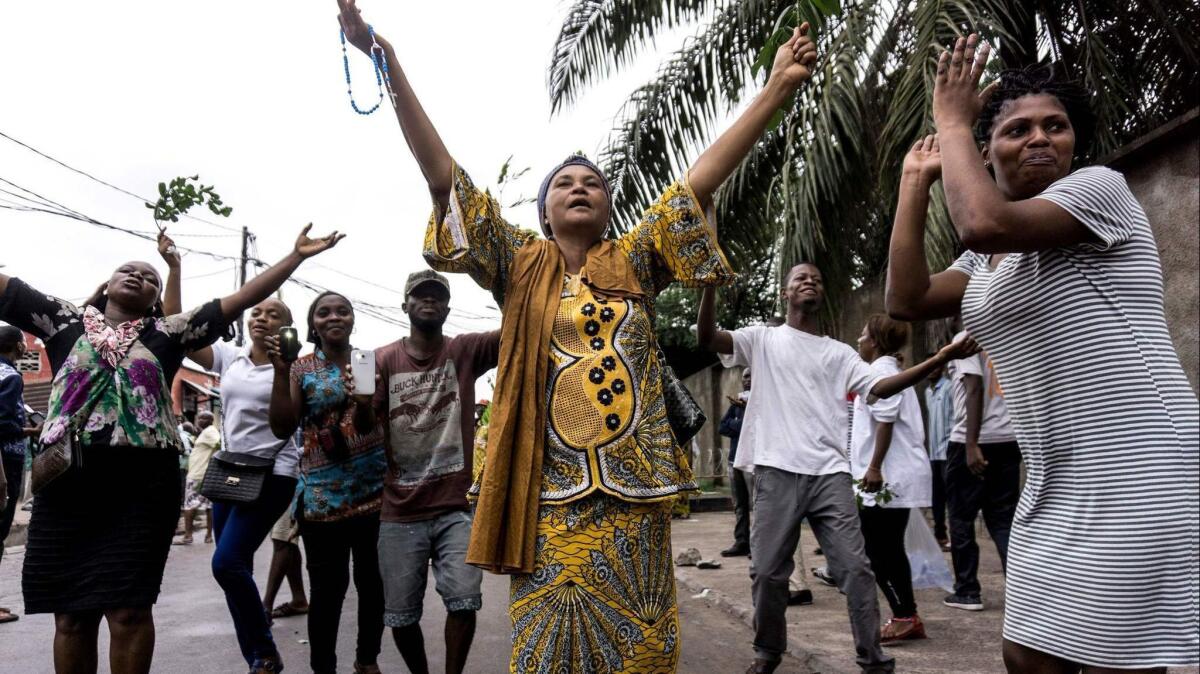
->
[350, 350, 376, 396]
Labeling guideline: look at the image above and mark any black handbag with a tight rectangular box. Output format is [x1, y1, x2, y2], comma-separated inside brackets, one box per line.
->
[199, 450, 275, 504]
[659, 350, 706, 445]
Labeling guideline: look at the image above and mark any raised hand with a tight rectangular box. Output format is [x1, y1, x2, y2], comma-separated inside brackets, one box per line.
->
[939, 333, 981, 361]
[769, 23, 819, 91]
[903, 134, 942, 185]
[294, 223, 346, 259]
[933, 33, 997, 131]
[157, 230, 181, 268]
[337, 0, 377, 55]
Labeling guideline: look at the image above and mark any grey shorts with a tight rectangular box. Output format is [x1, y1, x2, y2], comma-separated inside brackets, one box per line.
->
[378, 510, 482, 628]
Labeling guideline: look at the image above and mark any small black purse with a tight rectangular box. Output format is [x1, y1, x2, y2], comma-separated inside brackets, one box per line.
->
[659, 350, 706, 446]
[200, 450, 275, 504]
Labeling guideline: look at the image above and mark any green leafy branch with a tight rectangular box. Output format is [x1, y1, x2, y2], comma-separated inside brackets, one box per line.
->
[145, 175, 233, 228]
[854, 478, 897, 509]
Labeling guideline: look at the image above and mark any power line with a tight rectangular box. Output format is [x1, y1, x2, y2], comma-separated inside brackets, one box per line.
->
[0, 129, 243, 234]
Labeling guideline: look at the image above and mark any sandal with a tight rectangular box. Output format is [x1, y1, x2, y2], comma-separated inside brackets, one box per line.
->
[0, 608, 19, 624]
[270, 601, 309, 619]
[172, 536, 194, 546]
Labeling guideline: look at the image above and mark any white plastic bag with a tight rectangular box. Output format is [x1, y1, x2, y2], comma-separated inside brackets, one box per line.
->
[906, 510, 954, 591]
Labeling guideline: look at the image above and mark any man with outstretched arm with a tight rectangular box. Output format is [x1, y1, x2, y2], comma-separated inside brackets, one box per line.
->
[697, 263, 977, 674]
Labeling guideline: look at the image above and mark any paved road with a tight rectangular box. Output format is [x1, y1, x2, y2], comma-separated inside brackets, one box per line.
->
[0, 536, 808, 673]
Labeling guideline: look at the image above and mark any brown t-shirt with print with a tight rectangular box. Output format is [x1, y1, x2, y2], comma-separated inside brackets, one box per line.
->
[374, 331, 500, 522]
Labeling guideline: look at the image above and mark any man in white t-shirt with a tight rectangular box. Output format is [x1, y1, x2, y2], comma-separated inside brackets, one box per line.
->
[943, 334, 1022, 612]
[698, 264, 977, 674]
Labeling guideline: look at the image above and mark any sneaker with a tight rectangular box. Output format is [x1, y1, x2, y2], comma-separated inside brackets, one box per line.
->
[720, 543, 751, 557]
[811, 566, 836, 587]
[943, 593, 983, 611]
[787, 589, 813, 606]
[881, 615, 927, 643]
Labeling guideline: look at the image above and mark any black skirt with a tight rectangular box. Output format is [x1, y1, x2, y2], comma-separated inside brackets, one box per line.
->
[22, 445, 181, 614]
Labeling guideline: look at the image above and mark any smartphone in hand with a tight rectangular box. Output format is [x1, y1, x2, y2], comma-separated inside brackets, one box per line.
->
[350, 350, 376, 396]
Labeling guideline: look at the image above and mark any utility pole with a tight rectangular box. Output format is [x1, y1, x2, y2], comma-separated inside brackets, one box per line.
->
[236, 225, 250, 346]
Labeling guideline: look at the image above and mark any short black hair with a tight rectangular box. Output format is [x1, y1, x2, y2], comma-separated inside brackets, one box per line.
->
[976, 64, 1094, 155]
[0, 325, 23, 353]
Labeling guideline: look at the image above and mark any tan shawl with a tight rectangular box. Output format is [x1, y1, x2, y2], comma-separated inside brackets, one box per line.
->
[466, 239, 643, 574]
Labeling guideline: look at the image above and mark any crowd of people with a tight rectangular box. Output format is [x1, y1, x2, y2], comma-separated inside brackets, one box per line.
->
[0, 2, 1196, 673]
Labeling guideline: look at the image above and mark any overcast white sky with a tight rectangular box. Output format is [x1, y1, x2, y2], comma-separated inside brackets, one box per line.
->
[0, 1, 735, 391]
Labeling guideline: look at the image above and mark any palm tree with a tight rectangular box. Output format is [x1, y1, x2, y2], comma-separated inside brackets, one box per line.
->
[548, 0, 1198, 326]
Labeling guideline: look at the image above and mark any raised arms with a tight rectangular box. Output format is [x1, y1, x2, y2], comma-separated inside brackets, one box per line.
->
[157, 231, 182, 316]
[885, 135, 969, 320]
[687, 24, 817, 211]
[933, 35, 1093, 254]
[337, 0, 454, 207]
[218, 225, 343, 323]
[696, 287, 734, 354]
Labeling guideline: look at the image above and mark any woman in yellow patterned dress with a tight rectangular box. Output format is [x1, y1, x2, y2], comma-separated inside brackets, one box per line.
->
[337, 3, 818, 671]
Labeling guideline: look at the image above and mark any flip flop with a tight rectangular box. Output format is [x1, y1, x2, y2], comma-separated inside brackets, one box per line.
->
[270, 602, 308, 619]
[0, 608, 19, 624]
[172, 537, 194, 546]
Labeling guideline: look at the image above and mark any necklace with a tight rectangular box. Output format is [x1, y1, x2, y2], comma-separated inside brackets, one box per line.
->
[340, 24, 396, 115]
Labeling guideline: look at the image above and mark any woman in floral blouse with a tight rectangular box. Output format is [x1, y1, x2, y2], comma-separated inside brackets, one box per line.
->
[267, 291, 387, 674]
[0, 224, 342, 674]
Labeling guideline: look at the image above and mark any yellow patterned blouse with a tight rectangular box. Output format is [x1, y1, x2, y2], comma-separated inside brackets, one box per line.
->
[425, 165, 733, 505]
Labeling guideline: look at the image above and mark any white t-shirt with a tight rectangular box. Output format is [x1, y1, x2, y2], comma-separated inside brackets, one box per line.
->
[850, 356, 931, 508]
[947, 334, 1014, 444]
[209, 341, 300, 478]
[728, 325, 880, 476]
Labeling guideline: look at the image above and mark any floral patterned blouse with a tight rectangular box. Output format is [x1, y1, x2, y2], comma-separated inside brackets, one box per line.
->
[292, 350, 387, 522]
[426, 165, 735, 504]
[0, 278, 228, 454]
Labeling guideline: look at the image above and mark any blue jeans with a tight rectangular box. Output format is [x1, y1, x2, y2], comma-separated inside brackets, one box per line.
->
[212, 474, 298, 665]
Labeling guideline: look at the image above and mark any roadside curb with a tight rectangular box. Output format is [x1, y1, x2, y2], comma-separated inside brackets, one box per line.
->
[673, 565, 856, 674]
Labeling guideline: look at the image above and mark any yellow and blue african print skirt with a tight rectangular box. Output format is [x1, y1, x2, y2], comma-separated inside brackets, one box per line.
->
[509, 494, 679, 673]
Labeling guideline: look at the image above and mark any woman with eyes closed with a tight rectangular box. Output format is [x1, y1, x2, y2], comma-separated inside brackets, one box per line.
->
[267, 291, 387, 674]
[334, 1, 820, 671]
[886, 34, 1198, 674]
[0, 225, 342, 674]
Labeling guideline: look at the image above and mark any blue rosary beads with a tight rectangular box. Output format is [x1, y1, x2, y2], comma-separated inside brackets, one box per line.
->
[340, 24, 395, 115]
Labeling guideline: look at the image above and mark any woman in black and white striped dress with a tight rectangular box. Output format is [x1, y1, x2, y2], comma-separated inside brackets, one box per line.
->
[886, 34, 1198, 673]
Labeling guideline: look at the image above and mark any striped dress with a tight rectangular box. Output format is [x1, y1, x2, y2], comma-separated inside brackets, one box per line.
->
[948, 165, 1199, 667]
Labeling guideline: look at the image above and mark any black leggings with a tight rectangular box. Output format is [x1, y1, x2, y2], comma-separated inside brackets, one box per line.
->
[858, 506, 916, 618]
[299, 512, 385, 674]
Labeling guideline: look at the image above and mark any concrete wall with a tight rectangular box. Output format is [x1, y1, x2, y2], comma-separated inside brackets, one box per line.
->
[1108, 111, 1199, 391]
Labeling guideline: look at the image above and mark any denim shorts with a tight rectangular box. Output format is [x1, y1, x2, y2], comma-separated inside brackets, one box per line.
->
[378, 510, 483, 628]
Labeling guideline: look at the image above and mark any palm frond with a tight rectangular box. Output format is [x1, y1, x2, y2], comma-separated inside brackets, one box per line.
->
[597, 0, 790, 231]
[548, 0, 717, 114]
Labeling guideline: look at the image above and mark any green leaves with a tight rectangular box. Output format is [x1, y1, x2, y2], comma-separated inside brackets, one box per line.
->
[146, 175, 233, 226]
[549, 0, 1199, 339]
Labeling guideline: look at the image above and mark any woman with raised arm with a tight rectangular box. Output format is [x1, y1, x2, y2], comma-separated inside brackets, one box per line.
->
[170, 234, 305, 674]
[885, 34, 1198, 673]
[0, 225, 341, 674]
[337, 2, 816, 671]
